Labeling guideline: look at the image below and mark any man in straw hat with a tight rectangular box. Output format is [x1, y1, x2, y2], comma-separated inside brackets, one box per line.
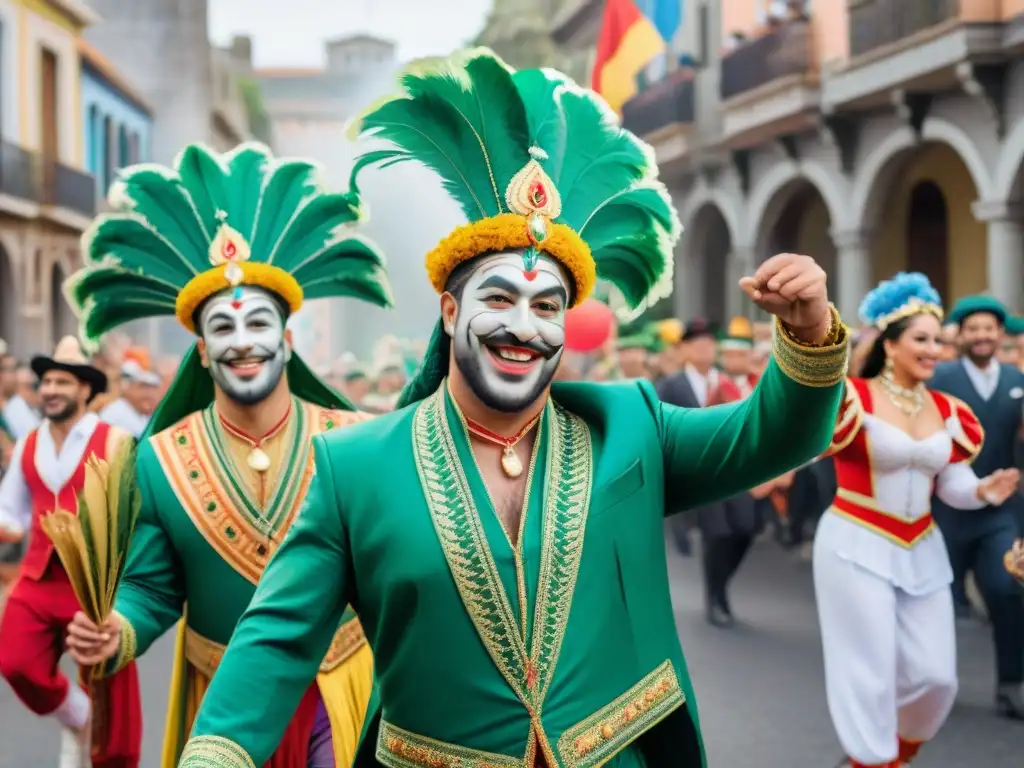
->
[62, 142, 393, 767]
[176, 50, 849, 768]
[0, 335, 140, 768]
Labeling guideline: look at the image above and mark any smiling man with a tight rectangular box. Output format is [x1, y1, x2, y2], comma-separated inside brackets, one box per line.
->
[62, 143, 393, 768]
[175, 51, 850, 768]
[931, 295, 1024, 719]
[0, 336, 140, 768]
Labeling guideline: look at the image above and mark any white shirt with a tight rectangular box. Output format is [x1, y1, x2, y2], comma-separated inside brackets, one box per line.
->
[2, 395, 41, 440]
[815, 414, 983, 595]
[0, 413, 101, 534]
[962, 356, 1000, 401]
[99, 398, 149, 439]
[684, 364, 719, 408]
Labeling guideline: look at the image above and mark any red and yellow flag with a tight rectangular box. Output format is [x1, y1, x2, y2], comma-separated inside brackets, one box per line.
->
[592, 0, 667, 113]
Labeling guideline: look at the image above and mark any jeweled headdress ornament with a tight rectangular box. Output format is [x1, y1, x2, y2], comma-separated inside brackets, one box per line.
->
[68, 142, 393, 346]
[67, 142, 394, 427]
[858, 272, 943, 331]
[348, 48, 680, 405]
[349, 48, 678, 311]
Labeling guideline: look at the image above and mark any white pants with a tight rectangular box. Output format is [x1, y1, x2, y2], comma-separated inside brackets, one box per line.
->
[813, 551, 958, 764]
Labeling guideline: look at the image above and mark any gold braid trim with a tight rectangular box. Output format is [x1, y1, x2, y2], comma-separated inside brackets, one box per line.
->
[105, 611, 137, 676]
[178, 735, 257, 768]
[772, 305, 849, 388]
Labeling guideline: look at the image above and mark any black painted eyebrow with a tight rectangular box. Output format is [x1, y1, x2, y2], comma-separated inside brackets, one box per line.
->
[477, 276, 567, 304]
[477, 275, 520, 293]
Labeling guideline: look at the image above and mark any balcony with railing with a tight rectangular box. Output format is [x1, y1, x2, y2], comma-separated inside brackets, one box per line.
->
[824, 0, 1006, 111]
[0, 140, 42, 203]
[721, 20, 814, 102]
[849, 0, 959, 58]
[40, 159, 97, 218]
[718, 19, 820, 148]
[622, 71, 695, 139]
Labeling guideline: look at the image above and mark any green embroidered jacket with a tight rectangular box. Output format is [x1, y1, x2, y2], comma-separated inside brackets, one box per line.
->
[107, 398, 367, 678]
[179, 320, 848, 768]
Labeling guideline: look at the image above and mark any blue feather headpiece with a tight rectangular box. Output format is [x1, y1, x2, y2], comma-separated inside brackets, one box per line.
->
[858, 272, 943, 330]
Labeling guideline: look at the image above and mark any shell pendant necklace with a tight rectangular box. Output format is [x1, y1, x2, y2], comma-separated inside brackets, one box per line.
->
[218, 402, 292, 474]
[462, 411, 543, 477]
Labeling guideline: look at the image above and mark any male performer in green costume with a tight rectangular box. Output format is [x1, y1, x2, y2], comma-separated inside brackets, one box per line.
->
[158, 51, 848, 768]
[63, 142, 392, 768]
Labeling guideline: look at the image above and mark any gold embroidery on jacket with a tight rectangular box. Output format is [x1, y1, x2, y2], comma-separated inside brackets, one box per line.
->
[376, 720, 521, 768]
[178, 735, 257, 768]
[772, 306, 849, 388]
[557, 660, 684, 767]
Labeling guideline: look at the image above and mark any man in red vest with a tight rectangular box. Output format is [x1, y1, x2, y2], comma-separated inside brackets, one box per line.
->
[0, 336, 142, 768]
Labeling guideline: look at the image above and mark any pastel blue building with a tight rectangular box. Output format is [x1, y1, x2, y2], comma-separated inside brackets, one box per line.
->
[79, 40, 152, 202]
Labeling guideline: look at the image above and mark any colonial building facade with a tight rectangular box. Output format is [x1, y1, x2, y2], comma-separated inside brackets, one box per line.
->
[0, 0, 99, 358]
[556, 0, 1024, 323]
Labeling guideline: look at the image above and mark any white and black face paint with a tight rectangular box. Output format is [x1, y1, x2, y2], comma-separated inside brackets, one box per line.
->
[450, 251, 568, 413]
[199, 286, 290, 406]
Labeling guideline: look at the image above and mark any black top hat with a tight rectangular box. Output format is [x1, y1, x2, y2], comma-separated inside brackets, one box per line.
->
[30, 336, 108, 401]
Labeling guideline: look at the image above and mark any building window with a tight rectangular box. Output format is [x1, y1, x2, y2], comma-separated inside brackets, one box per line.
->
[86, 105, 99, 174]
[102, 115, 113, 196]
[0, 19, 5, 138]
[40, 47, 58, 159]
[118, 123, 128, 168]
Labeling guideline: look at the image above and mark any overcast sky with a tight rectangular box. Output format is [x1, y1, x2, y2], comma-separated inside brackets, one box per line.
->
[208, 0, 491, 67]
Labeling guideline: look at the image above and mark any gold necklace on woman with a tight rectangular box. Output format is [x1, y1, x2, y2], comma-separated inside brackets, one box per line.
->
[879, 368, 925, 416]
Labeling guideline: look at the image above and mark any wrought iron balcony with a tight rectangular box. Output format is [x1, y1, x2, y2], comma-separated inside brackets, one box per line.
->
[721, 20, 813, 101]
[41, 159, 97, 217]
[0, 140, 41, 202]
[622, 71, 695, 137]
[849, 0, 959, 58]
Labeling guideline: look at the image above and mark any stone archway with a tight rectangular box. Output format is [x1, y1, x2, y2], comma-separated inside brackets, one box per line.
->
[751, 178, 839, 299]
[678, 203, 734, 324]
[49, 261, 76, 344]
[0, 243, 15, 353]
[850, 127, 987, 303]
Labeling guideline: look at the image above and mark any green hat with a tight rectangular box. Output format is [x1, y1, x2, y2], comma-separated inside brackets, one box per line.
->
[947, 295, 1007, 326]
[718, 316, 754, 351]
[67, 142, 395, 431]
[349, 48, 680, 409]
[618, 330, 660, 353]
[1005, 316, 1024, 336]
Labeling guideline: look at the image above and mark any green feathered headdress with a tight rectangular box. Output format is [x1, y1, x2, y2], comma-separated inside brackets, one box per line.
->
[348, 48, 680, 407]
[67, 142, 393, 347]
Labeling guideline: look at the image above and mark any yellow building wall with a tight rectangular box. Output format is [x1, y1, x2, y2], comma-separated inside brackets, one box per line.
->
[872, 143, 987, 301]
[16, 0, 85, 167]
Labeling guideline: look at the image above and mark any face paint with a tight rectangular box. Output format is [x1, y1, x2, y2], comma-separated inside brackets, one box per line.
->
[199, 286, 290, 406]
[451, 250, 568, 412]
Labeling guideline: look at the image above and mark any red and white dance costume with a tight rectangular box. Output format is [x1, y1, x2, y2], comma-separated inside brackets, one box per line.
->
[814, 378, 985, 767]
[0, 413, 142, 767]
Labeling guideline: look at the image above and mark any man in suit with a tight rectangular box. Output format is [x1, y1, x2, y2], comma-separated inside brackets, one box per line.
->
[931, 295, 1024, 719]
[657, 319, 762, 627]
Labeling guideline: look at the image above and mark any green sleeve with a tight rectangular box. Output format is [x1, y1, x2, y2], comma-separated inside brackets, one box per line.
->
[108, 442, 186, 672]
[656, 316, 848, 512]
[180, 434, 350, 768]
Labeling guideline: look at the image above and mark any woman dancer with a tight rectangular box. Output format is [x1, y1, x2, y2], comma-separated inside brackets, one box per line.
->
[815, 272, 1020, 768]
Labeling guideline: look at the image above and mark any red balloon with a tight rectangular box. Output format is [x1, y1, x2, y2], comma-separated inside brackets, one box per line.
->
[564, 299, 614, 353]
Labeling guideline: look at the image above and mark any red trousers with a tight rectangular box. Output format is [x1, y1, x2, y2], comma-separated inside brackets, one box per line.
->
[0, 562, 142, 767]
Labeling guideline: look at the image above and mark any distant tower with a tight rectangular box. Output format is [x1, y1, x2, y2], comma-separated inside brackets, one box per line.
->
[84, 0, 214, 165]
[475, 0, 566, 70]
[325, 34, 397, 77]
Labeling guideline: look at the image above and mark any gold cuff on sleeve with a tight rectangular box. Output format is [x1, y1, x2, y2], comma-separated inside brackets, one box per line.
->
[108, 611, 137, 675]
[773, 305, 849, 388]
[178, 735, 257, 768]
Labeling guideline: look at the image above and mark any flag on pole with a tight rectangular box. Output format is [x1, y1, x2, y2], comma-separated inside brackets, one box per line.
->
[592, 0, 680, 113]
